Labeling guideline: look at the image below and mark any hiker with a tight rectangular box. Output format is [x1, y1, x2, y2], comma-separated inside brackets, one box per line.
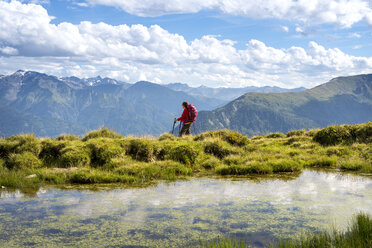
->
[174, 101, 197, 137]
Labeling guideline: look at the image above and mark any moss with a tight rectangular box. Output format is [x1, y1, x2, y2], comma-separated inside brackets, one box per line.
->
[82, 127, 123, 141]
[6, 152, 42, 169]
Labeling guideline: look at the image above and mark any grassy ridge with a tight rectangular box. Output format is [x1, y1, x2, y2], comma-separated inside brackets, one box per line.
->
[0, 122, 371, 189]
[203, 213, 372, 248]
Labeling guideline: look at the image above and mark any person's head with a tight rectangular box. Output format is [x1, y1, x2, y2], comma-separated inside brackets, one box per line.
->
[182, 101, 188, 109]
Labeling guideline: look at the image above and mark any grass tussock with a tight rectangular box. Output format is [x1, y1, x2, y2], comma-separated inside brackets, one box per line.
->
[276, 213, 372, 248]
[201, 213, 372, 248]
[0, 123, 370, 188]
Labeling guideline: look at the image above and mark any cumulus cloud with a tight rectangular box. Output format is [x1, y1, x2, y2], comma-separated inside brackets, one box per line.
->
[0, 0, 372, 88]
[85, 0, 372, 28]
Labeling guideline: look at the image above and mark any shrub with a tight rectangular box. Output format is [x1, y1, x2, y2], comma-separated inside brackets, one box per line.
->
[313, 125, 352, 146]
[286, 129, 306, 137]
[167, 144, 200, 165]
[56, 134, 80, 141]
[0, 158, 4, 169]
[355, 122, 372, 143]
[82, 127, 123, 141]
[6, 152, 42, 169]
[87, 138, 125, 166]
[265, 132, 285, 138]
[127, 139, 154, 162]
[204, 141, 233, 159]
[0, 134, 41, 157]
[306, 128, 321, 137]
[200, 157, 221, 169]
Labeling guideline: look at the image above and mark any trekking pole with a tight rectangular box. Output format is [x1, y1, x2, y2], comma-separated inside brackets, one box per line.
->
[172, 121, 176, 134]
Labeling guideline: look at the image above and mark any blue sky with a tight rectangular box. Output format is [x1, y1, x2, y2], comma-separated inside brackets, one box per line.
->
[0, 0, 372, 88]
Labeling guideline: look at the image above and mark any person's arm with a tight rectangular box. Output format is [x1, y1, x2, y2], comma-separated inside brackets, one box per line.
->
[177, 109, 188, 122]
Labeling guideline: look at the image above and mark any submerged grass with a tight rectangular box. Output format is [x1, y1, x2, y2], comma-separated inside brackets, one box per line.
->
[0, 123, 371, 188]
[201, 213, 372, 248]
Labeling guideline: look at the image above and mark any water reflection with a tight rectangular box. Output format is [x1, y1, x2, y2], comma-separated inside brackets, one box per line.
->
[1, 170, 371, 247]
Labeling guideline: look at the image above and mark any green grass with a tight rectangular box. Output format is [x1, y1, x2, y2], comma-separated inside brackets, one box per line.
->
[201, 213, 372, 248]
[0, 123, 370, 189]
[276, 213, 372, 248]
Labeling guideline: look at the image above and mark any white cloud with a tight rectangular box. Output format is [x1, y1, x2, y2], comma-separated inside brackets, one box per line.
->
[353, 45, 362, 49]
[20, 0, 50, 4]
[349, 32, 361, 38]
[281, 25, 289, 33]
[295, 26, 306, 35]
[85, 0, 372, 28]
[0, 0, 372, 88]
[0, 46, 18, 55]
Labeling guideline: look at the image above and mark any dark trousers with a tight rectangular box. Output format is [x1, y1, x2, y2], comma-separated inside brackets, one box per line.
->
[179, 123, 191, 137]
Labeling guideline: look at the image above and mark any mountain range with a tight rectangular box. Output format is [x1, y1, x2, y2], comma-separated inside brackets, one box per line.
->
[196, 74, 372, 136]
[165, 83, 306, 102]
[0, 70, 370, 137]
[0, 70, 305, 137]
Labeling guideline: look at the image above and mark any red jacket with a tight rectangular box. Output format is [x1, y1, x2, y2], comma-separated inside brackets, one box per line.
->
[177, 108, 190, 124]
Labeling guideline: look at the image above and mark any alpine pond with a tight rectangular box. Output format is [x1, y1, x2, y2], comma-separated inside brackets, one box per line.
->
[1, 170, 371, 247]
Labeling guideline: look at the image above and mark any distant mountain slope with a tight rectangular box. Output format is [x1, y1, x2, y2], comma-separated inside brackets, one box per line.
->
[0, 71, 224, 137]
[165, 82, 306, 102]
[196, 74, 372, 136]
